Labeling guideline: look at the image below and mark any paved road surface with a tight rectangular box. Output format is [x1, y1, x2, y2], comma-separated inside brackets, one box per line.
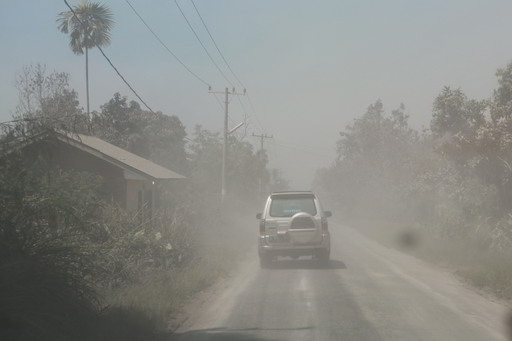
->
[174, 223, 509, 341]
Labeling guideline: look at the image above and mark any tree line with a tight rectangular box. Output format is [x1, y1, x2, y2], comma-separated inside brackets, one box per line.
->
[314, 61, 512, 252]
[0, 63, 287, 340]
[0, 1, 288, 338]
[6, 63, 287, 202]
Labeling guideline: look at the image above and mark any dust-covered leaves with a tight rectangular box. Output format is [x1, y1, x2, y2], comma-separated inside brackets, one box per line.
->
[314, 62, 512, 299]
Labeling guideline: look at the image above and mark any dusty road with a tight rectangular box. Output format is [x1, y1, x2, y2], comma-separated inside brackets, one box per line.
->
[174, 223, 510, 341]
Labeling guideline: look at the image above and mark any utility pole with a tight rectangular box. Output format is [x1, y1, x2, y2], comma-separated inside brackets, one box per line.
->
[209, 87, 245, 204]
[252, 133, 273, 197]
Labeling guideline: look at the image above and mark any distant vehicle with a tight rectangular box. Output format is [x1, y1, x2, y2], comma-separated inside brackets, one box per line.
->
[256, 191, 332, 268]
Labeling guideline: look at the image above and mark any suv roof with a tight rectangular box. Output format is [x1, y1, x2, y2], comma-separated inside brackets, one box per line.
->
[270, 191, 315, 196]
[271, 191, 313, 193]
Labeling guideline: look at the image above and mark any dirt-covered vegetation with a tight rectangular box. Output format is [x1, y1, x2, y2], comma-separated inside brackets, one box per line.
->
[314, 61, 512, 299]
[0, 65, 287, 340]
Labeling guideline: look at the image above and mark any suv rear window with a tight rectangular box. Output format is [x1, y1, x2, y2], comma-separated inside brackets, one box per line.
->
[269, 196, 317, 217]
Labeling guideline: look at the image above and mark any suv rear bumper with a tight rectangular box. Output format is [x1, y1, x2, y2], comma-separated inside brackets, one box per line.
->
[258, 233, 330, 257]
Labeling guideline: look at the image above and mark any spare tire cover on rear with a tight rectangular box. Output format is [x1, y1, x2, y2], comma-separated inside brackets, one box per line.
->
[288, 212, 319, 244]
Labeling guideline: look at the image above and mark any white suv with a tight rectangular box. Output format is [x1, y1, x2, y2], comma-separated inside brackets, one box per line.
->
[256, 191, 332, 268]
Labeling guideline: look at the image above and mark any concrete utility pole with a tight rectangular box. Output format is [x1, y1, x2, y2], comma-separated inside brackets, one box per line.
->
[252, 133, 273, 197]
[209, 87, 245, 204]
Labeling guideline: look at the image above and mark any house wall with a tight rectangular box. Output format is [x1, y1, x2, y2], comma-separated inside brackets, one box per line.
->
[21, 136, 174, 219]
[24, 139, 127, 208]
[126, 179, 150, 211]
[126, 179, 156, 222]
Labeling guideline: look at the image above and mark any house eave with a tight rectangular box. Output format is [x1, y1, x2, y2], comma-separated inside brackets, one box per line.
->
[54, 133, 185, 181]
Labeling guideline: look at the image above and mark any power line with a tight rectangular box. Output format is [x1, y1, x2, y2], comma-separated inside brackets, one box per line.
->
[187, 0, 267, 134]
[125, 0, 210, 88]
[235, 96, 255, 138]
[235, 96, 249, 126]
[174, 0, 235, 87]
[245, 93, 266, 134]
[253, 133, 273, 195]
[209, 87, 245, 203]
[213, 93, 225, 111]
[126, 0, 266, 138]
[189, 0, 245, 89]
[212, 93, 237, 126]
[63, 0, 155, 113]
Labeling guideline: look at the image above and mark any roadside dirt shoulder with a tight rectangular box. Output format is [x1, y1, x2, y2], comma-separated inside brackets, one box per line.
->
[169, 248, 257, 334]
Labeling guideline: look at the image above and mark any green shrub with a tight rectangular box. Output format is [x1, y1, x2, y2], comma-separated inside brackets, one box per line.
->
[93, 205, 197, 289]
[0, 232, 98, 341]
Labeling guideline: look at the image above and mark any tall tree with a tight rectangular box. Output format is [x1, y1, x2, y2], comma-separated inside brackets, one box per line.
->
[187, 126, 277, 203]
[56, 1, 114, 117]
[92, 93, 189, 174]
[319, 100, 418, 218]
[12, 64, 87, 134]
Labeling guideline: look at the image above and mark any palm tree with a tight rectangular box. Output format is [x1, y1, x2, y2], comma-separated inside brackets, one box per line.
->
[57, 1, 114, 117]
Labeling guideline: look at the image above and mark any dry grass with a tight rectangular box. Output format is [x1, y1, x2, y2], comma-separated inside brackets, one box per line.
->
[102, 252, 231, 328]
[100, 211, 254, 332]
[348, 218, 512, 300]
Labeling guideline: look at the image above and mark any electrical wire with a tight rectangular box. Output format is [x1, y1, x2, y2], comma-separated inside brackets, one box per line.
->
[127, 1, 266, 139]
[245, 93, 266, 134]
[189, 0, 245, 89]
[185, 0, 267, 135]
[174, 0, 235, 88]
[213, 93, 225, 112]
[212, 94, 238, 126]
[63, 0, 155, 113]
[235, 96, 251, 132]
[125, 0, 211, 88]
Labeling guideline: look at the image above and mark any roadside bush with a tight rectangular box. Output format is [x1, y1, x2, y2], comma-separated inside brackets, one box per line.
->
[0, 234, 98, 341]
[0, 153, 102, 340]
[0, 125, 251, 338]
[94, 205, 197, 289]
[0, 150, 209, 338]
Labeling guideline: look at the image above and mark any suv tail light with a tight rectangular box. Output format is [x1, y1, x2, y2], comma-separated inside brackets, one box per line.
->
[321, 217, 328, 231]
[259, 219, 266, 235]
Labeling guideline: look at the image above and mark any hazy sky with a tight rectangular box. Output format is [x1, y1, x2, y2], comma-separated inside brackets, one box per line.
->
[2, 0, 512, 188]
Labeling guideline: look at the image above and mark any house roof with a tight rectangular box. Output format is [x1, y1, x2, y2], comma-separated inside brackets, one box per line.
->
[56, 132, 185, 180]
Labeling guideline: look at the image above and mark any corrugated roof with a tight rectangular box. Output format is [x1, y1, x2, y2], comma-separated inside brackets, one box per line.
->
[57, 132, 185, 180]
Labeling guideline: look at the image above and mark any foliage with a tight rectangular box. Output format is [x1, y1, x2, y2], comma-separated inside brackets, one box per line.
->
[0, 239, 98, 341]
[187, 125, 222, 200]
[2, 63, 288, 338]
[56, 0, 114, 115]
[315, 61, 512, 255]
[0, 146, 101, 340]
[316, 100, 418, 218]
[312, 62, 512, 299]
[12, 64, 88, 133]
[91, 93, 189, 174]
[94, 205, 196, 289]
[9, 64, 287, 208]
[0, 143, 104, 247]
[56, 0, 114, 55]
[431, 86, 486, 139]
[0, 133, 196, 339]
[187, 125, 273, 204]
